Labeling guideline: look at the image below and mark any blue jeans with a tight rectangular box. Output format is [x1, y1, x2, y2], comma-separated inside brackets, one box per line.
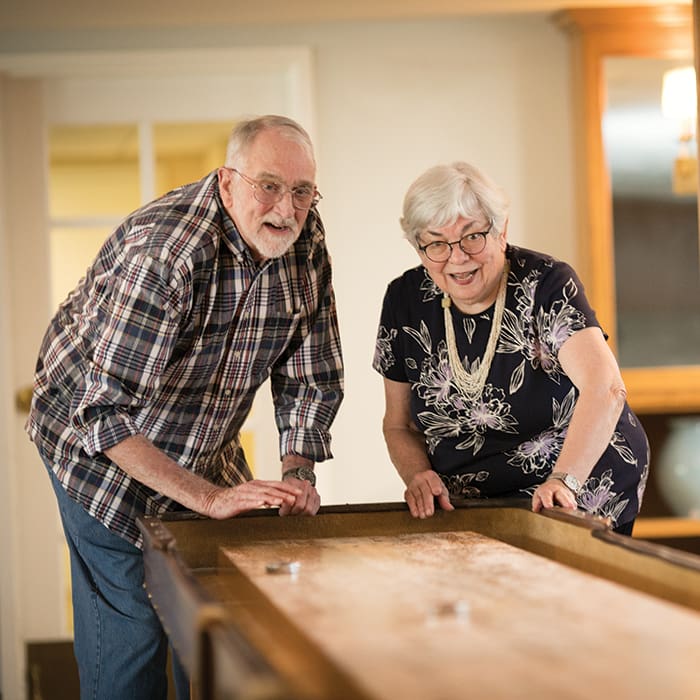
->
[45, 461, 190, 700]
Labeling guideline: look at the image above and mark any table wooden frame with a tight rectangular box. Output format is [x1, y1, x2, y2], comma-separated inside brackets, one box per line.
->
[139, 500, 700, 700]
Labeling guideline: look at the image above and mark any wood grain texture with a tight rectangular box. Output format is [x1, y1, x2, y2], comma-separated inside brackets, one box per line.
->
[219, 530, 700, 700]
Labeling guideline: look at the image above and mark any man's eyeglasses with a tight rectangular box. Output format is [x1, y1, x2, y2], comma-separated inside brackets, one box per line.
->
[417, 222, 493, 262]
[228, 168, 322, 210]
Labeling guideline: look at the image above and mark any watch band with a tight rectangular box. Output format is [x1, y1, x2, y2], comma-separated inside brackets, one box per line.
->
[282, 466, 317, 487]
[547, 471, 581, 495]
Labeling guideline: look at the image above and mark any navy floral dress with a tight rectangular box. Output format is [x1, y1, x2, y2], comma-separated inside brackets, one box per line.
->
[373, 245, 649, 529]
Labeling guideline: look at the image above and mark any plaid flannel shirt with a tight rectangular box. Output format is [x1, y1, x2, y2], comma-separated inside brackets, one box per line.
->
[27, 171, 344, 546]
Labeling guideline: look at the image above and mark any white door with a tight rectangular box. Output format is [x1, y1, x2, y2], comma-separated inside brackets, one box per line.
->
[0, 47, 314, 700]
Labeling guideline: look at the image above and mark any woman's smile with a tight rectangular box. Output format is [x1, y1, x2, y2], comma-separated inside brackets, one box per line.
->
[448, 269, 478, 284]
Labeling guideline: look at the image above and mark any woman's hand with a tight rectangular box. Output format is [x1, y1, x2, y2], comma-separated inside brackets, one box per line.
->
[404, 470, 455, 519]
[531, 478, 577, 513]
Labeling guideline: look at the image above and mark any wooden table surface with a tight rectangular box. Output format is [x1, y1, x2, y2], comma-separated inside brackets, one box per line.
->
[217, 530, 700, 700]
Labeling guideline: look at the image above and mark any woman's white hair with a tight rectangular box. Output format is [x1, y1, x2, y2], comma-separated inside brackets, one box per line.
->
[400, 162, 510, 247]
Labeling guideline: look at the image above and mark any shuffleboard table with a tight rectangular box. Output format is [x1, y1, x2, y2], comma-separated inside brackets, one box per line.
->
[138, 501, 700, 700]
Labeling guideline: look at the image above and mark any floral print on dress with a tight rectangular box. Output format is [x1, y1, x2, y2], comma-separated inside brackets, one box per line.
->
[373, 245, 649, 528]
[373, 326, 397, 374]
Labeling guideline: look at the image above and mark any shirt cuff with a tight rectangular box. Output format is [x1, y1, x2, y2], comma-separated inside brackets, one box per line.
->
[279, 427, 333, 463]
[78, 412, 139, 457]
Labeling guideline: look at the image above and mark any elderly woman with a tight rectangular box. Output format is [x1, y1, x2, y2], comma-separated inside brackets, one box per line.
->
[373, 161, 648, 534]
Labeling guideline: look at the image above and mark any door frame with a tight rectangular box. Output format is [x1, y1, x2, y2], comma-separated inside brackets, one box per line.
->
[0, 46, 314, 700]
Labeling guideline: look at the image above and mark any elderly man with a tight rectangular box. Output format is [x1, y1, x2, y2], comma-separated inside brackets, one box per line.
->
[26, 114, 344, 699]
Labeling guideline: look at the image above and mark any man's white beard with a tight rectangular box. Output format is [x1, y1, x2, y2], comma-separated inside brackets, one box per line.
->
[256, 226, 301, 259]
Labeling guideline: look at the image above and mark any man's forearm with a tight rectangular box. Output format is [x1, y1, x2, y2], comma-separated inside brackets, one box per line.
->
[104, 434, 220, 515]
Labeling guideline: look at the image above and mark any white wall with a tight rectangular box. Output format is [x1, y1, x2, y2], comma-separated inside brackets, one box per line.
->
[0, 74, 18, 700]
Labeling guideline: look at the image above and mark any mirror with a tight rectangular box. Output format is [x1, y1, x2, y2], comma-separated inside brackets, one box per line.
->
[556, 5, 700, 414]
[604, 55, 700, 368]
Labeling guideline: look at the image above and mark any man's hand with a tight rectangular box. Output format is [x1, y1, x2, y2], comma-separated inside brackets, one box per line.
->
[404, 470, 454, 519]
[202, 479, 305, 519]
[278, 476, 321, 516]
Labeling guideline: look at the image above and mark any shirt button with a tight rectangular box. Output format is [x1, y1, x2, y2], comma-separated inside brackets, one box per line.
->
[223, 389, 232, 397]
[234, 351, 241, 359]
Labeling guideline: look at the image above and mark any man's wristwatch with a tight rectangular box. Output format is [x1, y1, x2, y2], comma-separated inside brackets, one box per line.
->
[547, 472, 581, 495]
[282, 466, 317, 487]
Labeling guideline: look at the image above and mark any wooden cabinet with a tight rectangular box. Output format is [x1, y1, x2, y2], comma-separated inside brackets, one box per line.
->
[556, 6, 700, 546]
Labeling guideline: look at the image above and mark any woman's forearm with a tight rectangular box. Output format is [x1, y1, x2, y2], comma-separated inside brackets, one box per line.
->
[553, 382, 627, 482]
[384, 425, 433, 486]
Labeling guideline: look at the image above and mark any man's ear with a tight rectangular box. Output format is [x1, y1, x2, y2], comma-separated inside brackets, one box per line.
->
[217, 167, 234, 208]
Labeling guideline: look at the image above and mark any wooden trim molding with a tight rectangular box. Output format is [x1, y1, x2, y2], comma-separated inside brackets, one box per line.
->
[555, 6, 699, 414]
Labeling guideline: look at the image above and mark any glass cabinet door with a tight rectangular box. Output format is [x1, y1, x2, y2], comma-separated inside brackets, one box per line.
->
[603, 56, 700, 370]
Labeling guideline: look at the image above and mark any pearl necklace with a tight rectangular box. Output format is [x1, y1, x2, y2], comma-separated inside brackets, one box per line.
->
[442, 261, 510, 402]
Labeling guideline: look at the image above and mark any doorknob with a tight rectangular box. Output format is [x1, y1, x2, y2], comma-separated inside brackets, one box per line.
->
[15, 385, 33, 413]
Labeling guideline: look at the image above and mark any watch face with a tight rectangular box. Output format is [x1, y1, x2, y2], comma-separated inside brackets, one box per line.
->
[564, 474, 580, 492]
[286, 466, 316, 487]
[548, 472, 580, 494]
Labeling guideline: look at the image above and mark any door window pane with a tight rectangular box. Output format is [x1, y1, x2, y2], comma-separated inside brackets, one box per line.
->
[154, 122, 231, 195]
[49, 124, 141, 218]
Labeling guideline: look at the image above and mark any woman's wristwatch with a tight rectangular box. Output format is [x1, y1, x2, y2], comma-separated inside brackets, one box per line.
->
[547, 472, 581, 495]
[282, 466, 317, 487]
